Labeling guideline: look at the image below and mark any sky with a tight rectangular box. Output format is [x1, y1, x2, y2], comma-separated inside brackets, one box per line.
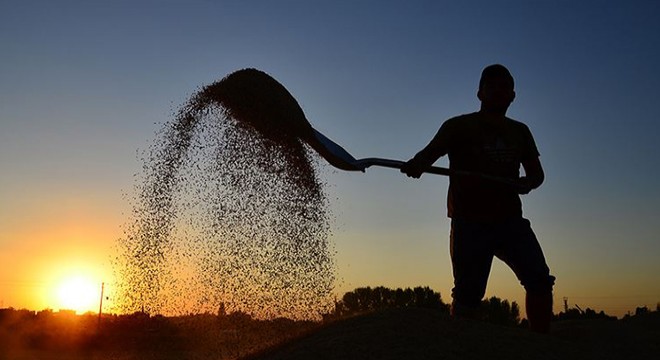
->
[1, 0, 659, 317]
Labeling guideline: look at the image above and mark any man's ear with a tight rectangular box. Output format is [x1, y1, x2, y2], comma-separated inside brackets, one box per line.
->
[511, 90, 516, 102]
[477, 89, 484, 102]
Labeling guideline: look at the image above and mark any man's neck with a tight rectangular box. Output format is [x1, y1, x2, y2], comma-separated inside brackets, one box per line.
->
[479, 108, 507, 123]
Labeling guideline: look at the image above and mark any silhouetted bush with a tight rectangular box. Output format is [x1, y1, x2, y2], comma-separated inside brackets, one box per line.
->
[555, 307, 616, 321]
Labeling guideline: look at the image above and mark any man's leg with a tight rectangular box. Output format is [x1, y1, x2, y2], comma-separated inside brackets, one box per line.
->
[495, 218, 555, 333]
[450, 219, 495, 319]
[526, 290, 553, 333]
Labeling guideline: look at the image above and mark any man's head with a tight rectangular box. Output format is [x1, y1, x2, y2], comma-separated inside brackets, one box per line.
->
[478, 64, 515, 114]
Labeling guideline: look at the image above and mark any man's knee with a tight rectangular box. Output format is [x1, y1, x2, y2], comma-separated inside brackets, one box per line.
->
[523, 274, 555, 294]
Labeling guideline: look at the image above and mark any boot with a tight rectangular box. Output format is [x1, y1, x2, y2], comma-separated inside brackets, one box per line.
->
[526, 291, 553, 333]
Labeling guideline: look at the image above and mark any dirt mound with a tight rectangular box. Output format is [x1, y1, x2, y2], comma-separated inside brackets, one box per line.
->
[245, 308, 660, 360]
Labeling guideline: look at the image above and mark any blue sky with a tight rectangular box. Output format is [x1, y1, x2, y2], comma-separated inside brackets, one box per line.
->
[1, 1, 659, 316]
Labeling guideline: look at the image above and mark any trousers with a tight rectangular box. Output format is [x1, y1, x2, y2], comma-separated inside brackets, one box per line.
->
[450, 217, 555, 308]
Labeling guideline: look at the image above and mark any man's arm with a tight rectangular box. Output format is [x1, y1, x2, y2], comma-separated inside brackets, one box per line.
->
[401, 120, 452, 178]
[518, 156, 545, 194]
[401, 132, 448, 178]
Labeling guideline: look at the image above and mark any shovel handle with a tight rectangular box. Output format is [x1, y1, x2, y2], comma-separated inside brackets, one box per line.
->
[352, 158, 450, 176]
[353, 158, 519, 187]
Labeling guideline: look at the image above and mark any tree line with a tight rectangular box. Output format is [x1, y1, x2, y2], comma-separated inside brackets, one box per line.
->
[328, 286, 522, 327]
[332, 286, 660, 327]
[331, 286, 449, 317]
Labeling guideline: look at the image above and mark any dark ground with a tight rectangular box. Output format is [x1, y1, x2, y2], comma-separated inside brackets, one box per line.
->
[244, 308, 660, 360]
[2, 308, 658, 359]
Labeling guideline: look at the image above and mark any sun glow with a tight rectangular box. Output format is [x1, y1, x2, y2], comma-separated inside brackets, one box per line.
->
[56, 276, 100, 314]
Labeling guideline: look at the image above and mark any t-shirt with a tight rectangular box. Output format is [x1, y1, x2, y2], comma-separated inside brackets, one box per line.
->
[417, 112, 539, 222]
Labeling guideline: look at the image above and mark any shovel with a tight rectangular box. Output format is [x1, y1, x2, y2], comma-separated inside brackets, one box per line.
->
[309, 127, 519, 186]
[215, 68, 517, 186]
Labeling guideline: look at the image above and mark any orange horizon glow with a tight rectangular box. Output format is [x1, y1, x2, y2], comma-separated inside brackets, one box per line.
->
[0, 201, 655, 319]
[0, 200, 118, 313]
[55, 275, 100, 314]
[0, 246, 114, 314]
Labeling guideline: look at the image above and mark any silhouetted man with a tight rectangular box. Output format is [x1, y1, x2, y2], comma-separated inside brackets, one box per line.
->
[401, 64, 555, 333]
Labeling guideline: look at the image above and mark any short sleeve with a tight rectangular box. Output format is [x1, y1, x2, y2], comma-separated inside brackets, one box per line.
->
[521, 124, 540, 160]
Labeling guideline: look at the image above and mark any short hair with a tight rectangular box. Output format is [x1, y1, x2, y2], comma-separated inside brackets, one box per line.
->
[479, 64, 514, 90]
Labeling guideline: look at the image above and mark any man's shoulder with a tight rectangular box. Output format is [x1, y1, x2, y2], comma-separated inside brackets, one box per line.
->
[505, 116, 528, 128]
[446, 112, 479, 123]
[504, 116, 534, 135]
[441, 112, 479, 130]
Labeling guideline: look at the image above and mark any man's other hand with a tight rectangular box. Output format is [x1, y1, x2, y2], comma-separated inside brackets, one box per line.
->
[515, 177, 534, 195]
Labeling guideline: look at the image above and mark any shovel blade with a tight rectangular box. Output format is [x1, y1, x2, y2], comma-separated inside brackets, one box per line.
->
[304, 128, 364, 171]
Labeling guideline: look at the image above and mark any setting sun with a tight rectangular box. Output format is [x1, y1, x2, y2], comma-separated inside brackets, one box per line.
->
[56, 276, 100, 314]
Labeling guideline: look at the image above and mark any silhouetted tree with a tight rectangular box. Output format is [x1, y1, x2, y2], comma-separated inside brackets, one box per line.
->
[394, 288, 409, 308]
[413, 286, 445, 309]
[481, 296, 520, 326]
[635, 306, 649, 316]
[332, 286, 449, 318]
